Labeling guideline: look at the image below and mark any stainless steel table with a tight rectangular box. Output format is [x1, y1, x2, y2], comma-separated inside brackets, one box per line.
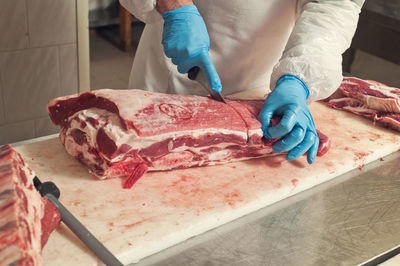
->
[133, 152, 400, 266]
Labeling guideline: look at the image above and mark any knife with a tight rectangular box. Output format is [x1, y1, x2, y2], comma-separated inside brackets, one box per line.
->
[33, 176, 124, 266]
[188, 66, 227, 104]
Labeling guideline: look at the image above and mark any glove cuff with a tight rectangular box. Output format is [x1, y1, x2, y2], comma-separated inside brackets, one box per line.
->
[162, 5, 199, 19]
[276, 74, 310, 99]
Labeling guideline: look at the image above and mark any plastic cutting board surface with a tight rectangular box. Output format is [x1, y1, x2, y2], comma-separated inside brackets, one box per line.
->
[14, 102, 400, 265]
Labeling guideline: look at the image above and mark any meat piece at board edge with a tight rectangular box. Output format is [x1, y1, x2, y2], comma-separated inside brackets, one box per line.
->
[0, 144, 60, 266]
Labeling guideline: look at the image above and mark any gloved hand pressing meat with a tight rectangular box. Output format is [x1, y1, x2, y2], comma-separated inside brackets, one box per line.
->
[161, 5, 222, 93]
[258, 74, 319, 164]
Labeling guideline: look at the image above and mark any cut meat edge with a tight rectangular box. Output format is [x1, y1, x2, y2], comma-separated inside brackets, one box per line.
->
[47, 92, 129, 130]
[224, 99, 263, 144]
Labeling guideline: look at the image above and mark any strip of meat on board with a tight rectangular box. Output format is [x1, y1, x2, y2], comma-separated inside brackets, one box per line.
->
[339, 77, 400, 113]
[325, 77, 400, 132]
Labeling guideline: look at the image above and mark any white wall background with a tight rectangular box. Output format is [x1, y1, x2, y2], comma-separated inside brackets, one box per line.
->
[0, 0, 80, 145]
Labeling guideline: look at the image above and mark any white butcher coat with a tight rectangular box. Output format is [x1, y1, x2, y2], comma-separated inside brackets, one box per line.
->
[119, 0, 364, 102]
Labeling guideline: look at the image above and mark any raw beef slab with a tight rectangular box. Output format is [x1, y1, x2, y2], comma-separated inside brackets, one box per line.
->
[47, 90, 330, 188]
[0, 145, 60, 266]
[326, 77, 400, 132]
[339, 77, 400, 113]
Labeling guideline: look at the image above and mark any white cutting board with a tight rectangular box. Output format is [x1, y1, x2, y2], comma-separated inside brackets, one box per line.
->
[14, 102, 400, 265]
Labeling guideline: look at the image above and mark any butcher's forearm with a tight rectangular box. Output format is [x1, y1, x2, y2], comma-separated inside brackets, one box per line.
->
[270, 0, 364, 102]
[156, 0, 193, 13]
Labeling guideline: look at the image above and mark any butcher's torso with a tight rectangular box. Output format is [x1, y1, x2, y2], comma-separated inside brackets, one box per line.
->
[129, 0, 298, 96]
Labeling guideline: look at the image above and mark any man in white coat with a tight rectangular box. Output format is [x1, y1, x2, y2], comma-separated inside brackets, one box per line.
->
[119, 0, 364, 164]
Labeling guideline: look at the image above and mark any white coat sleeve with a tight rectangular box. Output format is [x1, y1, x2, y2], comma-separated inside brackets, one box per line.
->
[119, 0, 161, 24]
[270, 0, 365, 102]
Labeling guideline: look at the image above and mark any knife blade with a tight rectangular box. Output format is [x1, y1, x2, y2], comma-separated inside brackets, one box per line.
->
[33, 176, 123, 266]
[188, 66, 227, 104]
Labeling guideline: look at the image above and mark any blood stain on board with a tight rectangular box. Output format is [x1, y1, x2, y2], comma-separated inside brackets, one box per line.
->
[291, 179, 299, 187]
[162, 173, 252, 210]
[201, 206, 216, 211]
[353, 151, 371, 160]
[123, 217, 153, 229]
[107, 223, 114, 232]
[75, 188, 84, 195]
[380, 157, 385, 161]
[224, 191, 242, 207]
[171, 174, 190, 186]
[66, 164, 82, 168]
[368, 132, 381, 142]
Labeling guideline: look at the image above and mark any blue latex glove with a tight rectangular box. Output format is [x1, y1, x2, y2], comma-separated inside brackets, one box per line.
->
[162, 5, 222, 93]
[258, 75, 319, 164]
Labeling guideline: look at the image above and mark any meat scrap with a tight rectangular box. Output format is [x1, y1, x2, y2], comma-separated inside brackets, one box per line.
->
[47, 90, 330, 188]
[0, 145, 60, 266]
[340, 77, 400, 113]
[325, 77, 400, 132]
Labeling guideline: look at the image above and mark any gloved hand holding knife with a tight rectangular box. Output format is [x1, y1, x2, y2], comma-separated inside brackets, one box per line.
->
[159, 3, 222, 94]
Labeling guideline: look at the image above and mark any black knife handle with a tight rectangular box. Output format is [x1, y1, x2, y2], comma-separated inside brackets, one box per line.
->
[33, 176, 60, 199]
[188, 66, 200, 80]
